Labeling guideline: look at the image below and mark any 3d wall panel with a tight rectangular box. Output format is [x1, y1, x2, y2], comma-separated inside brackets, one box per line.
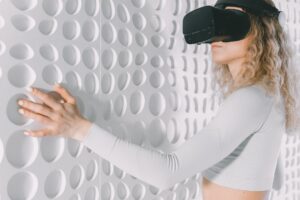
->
[0, 0, 299, 200]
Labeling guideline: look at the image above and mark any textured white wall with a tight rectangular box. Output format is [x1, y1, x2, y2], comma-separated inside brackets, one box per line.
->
[0, 0, 299, 199]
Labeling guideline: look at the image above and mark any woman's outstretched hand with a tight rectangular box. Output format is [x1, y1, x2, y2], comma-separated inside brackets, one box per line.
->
[17, 83, 92, 142]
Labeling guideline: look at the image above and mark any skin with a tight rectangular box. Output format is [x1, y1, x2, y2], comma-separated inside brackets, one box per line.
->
[17, 5, 266, 200]
[211, 6, 254, 85]
[17, 84, 92, 142]
[202, 6, 268, 200]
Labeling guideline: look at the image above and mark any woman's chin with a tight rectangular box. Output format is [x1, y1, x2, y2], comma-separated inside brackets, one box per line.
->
[212, 59, 228, 65]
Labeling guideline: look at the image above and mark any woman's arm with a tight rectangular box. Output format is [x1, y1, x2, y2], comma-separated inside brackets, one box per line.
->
[81, 85, 274, 191]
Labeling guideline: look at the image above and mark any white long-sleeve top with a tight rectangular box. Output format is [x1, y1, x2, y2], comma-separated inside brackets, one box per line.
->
[81, 84, 285, 191]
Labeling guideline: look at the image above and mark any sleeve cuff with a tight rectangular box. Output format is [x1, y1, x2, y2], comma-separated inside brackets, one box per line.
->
[81, 122, 117, 159]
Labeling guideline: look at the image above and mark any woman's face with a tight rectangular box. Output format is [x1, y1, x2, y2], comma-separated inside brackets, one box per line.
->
[210, 6, 253, 65]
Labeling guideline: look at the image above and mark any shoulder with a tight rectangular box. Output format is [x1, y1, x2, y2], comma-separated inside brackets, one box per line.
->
[221, 84, 274, 114]
[228, 84, 273, 104]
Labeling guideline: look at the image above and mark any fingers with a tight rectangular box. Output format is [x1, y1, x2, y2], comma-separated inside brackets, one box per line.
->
[27, 87, 63, 111]
[18, 99, 57, 120]
[53, 84, 76, 105]
[24, 129, 52, 137]
[18, 107, 53, 125]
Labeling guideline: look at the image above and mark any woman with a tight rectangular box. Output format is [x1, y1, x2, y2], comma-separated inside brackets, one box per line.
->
[16, 0, 299, 200]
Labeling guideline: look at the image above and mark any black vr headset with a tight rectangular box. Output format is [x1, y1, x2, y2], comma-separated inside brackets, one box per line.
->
[183, 0, 282, 44]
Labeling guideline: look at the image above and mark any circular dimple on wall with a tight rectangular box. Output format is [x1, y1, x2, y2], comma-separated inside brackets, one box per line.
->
[7, 171, 38, 200]
[69, 164, 84, 189]
[102, 100, 113, 120]
[132, 69, 146, 86]
[132, 183, 146, 200]
[149, 70, 165, 88]
[114, 165, 126, 179]
[117, 3, 130, 23]
[65, 70, 82, 90]
[84, 103, 97, 122]
[135, 32, 148, 47]
[102, 159, 113, 176]
[11, 14, 35, 32]
[11, 0, 38, 11]
[85, 0, 99, 16]
[168, 91, 181, 111]
[117, 71, 130, 91]
[131, 0, 146, 8]
[65, 0, 81, 15]
[86, 159, 98, 181]
[39, 19, 57, 35]
[40, 136, 64, 163]
[102, 48, 117, 70]
[10, 43, 34, 60]
[151, 55, 164, 68]
[39, 44, 59, 61]
[6, 130, 38, 168]
[118, 49, 133, 68]
[149, 92, 166, 116]
[130, 90, 145, 115]
[132, 13, 146, 31]
[84, 186, 99, 200]
[151, 35, 165, 48]
[117, 181, 130, 199]
[130, 121, 145, 146]
[101, 0, 115, 20]
[118, 28, 132, 47]
[114, 94, 127, 117]
[44, 169, 66, 199]
[63, 20, 80, 40]
[101, 182, 115, 200]
[101, 72, 115, 94]
[42, 64, 63, 85]
[147, 118, 166, 147]
[68, 138, 84, 158]
[82, 47, 99, 70]
[82, 19, 99, 42]
[8, 63, 36, 88]
[62, 45, 80, 66]
[150, 14, 165, 32]
[166, 118, 179, 144]
[42, 0, 63, 17]
[102, 22, 117, 44]
[7, 93, 33, 126]
[135, 52, 147, 66]
[84, 72, 99, 95]
[167, 71, 176, 86]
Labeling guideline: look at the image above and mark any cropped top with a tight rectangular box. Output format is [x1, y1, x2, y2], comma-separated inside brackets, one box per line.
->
[81, 84, 285, 191]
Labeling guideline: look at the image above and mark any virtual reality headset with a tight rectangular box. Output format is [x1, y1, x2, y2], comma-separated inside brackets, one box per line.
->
[183, 0, 282, 44]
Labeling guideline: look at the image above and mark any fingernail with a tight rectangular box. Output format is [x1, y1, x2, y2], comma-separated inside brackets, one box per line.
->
[24, 131, 30, 136]
[18, 100, 23, 106]
[18, 109, 24, 114]
[26, 87, 33, 92]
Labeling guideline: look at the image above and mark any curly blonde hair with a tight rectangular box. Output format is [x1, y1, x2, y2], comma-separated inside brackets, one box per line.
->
[210, 0, 300, 136]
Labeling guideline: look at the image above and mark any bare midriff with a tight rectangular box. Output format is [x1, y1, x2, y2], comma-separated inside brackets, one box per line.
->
[201, 176, 268, 200]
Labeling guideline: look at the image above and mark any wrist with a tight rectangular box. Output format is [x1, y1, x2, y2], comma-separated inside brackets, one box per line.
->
[72, 118, 92, 142]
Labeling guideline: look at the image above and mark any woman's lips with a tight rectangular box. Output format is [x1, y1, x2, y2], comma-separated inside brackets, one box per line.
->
[211, 42, 223, 48]
[211, 44, 222, 48]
